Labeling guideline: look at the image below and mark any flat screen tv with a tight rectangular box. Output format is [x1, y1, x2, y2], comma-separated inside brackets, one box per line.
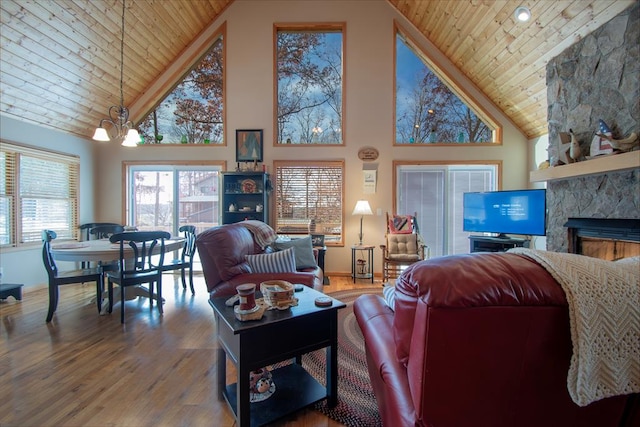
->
[463, 189, 547, 237]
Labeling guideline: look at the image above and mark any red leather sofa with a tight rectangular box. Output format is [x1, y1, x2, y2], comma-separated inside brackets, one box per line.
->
[197, 222, 323, 299]
[354, 252, 639, 427]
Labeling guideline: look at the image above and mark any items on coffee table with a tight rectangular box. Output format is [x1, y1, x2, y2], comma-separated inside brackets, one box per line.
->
[260, 280, 298, 309]
[234, 283, 267, 321]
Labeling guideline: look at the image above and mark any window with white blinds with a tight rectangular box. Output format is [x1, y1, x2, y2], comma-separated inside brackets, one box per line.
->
[0, 142, 79, 247]
[396, 162, 499, 257]
[274, 161, 344, 245]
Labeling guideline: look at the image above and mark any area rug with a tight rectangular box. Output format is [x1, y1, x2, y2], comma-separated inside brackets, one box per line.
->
[302, 287, 383, 427]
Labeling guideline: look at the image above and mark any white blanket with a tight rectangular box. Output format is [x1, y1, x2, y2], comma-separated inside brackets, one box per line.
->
[510, 249, 640, 406]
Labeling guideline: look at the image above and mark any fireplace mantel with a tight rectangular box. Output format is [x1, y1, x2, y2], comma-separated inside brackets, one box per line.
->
[530, 151, 639, 183]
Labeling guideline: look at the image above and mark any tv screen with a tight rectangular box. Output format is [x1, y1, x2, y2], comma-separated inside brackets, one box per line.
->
[463, 189, 547, 237]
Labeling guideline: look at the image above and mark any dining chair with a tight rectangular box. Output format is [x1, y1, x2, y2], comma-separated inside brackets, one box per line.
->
[161, 225, 197, 294]
[106, 231, 171, 323]
[41, 230, 103, 323]
[89, 224, 125, 239]
[90, 224, 126, 294]
[78, 222, 123, 268]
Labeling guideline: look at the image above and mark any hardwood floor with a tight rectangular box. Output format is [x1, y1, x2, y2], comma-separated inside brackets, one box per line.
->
[0, 273, 382, 427]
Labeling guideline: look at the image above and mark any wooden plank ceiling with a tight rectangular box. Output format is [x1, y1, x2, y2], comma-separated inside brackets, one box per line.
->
[0, 0, 635, 140]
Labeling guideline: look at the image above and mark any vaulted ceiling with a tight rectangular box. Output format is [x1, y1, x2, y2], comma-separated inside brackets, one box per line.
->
[0, 0, 635, 141]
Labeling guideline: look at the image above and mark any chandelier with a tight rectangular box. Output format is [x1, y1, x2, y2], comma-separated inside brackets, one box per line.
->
[92, 0, 139, 147]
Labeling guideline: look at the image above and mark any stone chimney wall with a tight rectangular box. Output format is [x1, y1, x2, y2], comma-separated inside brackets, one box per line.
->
[545, 2, 639, 253]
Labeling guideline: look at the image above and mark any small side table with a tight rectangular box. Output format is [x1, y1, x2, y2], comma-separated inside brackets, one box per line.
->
[351, 245, 374, 283]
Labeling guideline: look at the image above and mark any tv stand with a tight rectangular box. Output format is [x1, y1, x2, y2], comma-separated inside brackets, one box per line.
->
[469, 235, 530, 253]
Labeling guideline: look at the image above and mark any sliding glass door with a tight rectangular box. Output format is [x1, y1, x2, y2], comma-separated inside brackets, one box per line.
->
[396, 162, 499, 257]
[126, 163, 223, 272]
[127, 164, 221, 235]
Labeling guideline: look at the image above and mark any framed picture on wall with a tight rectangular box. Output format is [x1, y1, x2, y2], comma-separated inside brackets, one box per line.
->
[236, 129, 263, 162]
[311, 234, 325, 247]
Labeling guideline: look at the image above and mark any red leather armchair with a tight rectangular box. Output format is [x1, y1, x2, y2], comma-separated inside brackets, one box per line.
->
[197, 222, 323, 300]
[354, 252, 638, 427]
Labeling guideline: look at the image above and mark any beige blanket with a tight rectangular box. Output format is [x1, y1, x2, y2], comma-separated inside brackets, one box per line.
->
[510, 248, 640, 406]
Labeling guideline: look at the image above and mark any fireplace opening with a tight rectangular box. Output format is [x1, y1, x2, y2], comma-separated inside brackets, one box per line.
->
[564, 218, 640, 260]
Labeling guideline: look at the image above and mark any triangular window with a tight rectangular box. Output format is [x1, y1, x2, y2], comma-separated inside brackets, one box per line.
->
[395, 23, 500, 144]
[138, 35, 224, 145]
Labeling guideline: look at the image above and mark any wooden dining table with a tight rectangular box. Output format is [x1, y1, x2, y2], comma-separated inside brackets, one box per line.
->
[50, 238, 185, 313]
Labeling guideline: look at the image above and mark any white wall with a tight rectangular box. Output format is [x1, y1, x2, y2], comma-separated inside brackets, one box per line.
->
[0, 115, 97, 287]
[528, 134, 549, 249]
[2, 0, 530, 286]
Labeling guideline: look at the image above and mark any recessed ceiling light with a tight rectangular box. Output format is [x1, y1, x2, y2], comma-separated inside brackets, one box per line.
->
[514, 6, 531, 22]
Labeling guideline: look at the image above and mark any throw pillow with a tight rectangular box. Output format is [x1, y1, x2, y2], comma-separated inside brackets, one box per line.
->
[382, 284, 396, 311]
[273, 236, 317, 269]
[245, 247, 296, 274]
[389, 215, 413, 234]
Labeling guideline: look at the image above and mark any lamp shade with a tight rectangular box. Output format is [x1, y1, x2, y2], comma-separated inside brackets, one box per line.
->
[352, 200, 373, 216]
[122, 129, 140, 147]
[92, 127, 110, 141]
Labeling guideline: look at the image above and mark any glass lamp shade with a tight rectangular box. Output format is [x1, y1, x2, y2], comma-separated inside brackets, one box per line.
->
[122, 129, 140, 147]
[92, 127, 110, 141]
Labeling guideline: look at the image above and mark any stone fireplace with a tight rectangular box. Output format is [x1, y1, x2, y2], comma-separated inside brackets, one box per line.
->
[544, 2, 639, 253]
[565, 217, 640, 260]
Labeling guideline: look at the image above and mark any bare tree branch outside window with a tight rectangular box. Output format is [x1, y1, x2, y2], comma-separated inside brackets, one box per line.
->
[396, 32, 494, 144]
[138, 36, 224, 145]
[276, 26, 344, 145]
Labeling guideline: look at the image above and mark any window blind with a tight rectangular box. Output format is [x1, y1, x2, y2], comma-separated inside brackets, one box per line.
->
[274, 161, 344, 245]
[0, 142, 79, 246]
[397, 163, 497, 257]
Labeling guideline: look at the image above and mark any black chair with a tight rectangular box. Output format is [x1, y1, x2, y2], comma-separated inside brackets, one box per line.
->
[161, 225, 197, 294]
[79, 222, 123, 241]
[41, 230, 103, 323]
[89, 224, 125, 240]
[79, 222, 122, 268]
[90, 224, 126, 294]
[106, 231, 171, 323]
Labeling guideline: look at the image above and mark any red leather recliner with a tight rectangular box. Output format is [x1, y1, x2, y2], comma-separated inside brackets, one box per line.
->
[354, 252, 639, 427]
[197, 223, 324, 300]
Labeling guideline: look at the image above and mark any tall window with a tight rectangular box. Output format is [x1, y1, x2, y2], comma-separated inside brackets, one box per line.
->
[395, 24, 499, 144]
[275, 24, 345, 145]
[1, 142, 79, 246]
[138, 34, 224, 145]
[396, 162, 499, 256]
[274, 161, 344, 245]
[125, 162, 223, 237]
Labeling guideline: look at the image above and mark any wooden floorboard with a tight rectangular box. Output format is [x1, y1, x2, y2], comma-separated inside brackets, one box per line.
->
[0, 273, 382, 427]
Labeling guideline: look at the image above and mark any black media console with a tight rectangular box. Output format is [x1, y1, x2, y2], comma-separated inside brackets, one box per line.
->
[469, 236, 530, 253]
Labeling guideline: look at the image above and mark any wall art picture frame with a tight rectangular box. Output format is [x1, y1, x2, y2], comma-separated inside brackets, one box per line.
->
[236, 129, 263, 162]
[311, 234, 325, 247]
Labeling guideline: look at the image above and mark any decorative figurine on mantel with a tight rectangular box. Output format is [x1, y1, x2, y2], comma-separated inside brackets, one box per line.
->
[556, 131, 574, 165]
[568, 129, 583, 162]
[590, 120, 614, 157]
[591, 119, 639, 156]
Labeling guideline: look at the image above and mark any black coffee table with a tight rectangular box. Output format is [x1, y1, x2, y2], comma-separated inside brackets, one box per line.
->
[209, 286, 346, 427]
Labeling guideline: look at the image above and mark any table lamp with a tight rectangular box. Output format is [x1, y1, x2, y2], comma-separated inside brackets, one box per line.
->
[352, 200, 373, 246]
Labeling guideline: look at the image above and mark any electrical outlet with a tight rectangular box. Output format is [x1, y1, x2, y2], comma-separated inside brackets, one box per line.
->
[377, 208, 382, 216]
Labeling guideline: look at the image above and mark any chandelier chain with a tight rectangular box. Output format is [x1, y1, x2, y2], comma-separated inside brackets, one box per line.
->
[119, 0, 125, 108]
